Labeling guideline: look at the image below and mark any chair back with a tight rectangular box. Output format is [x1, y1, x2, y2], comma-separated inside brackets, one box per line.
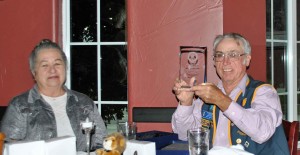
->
[132, 107, 176, 123]
[282, 120, 299, 155]
[0, 132, 5, 155]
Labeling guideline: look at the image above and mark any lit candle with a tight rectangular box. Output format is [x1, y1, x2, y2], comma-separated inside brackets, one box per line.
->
[81, 117, 93, 129]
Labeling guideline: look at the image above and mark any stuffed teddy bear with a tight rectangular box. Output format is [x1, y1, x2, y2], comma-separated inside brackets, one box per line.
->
[95, 132, 126, 155]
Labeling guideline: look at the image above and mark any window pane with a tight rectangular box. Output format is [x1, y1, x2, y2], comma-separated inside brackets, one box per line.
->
[71, 45, 98, 100]
[267, 42, 287, 91]
[297, 2, 300, 40]
[273, 0, 287, 40]
[298, 44, 300, 91]
[101, 45, 127, 101]
[100, 0, 126, 42]
[280, 95, 287, 120]
[297, 43, 300, 132]
[101, 104, 128, 133]
[266, 42, 272, 84]
[273, 43, 287, 92]
[298, 94, 300, 121]
[266, 0, 271, 39]
[71, 0, 97, 42]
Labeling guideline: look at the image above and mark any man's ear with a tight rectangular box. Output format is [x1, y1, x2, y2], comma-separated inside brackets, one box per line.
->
[31, 71, 36, 80]
[244, 55, 251, 66]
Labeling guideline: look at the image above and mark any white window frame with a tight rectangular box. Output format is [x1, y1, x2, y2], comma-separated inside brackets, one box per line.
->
[62, 0, 128, 115]
[287, 0, 300, 147]
[286, 0, 297, 121]
[267, 0, 298, 120]
[267, 0, 299, 146]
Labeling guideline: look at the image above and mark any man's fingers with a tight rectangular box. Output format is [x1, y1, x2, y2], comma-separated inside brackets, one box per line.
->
[190, 77, 197, 86]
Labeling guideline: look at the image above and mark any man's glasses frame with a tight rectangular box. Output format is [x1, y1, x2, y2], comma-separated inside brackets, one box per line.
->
[213, 51, 246, 62]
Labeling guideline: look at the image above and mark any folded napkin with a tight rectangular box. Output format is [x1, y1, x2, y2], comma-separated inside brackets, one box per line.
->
[123, 140, 156, 155]
[4, 140, 45, 155]
[4, 136, 76, 155]
[209, 144, 254, 155]
[45, 136, 76, 155]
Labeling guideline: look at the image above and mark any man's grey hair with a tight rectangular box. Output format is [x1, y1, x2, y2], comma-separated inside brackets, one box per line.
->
[213, 32, 251, 55]
[29, 39, 67, 75]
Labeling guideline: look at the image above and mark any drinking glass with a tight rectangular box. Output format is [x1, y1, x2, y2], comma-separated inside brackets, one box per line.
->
[188, 128, 209, 155]
[117, 122, 137, 140]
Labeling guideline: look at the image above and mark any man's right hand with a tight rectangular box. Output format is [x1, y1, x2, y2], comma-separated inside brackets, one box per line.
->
[172, 77, 195, 106]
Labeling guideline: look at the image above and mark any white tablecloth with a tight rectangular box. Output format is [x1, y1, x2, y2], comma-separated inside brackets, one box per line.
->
[209, 145, 254, 155]
[77, 152, 96, 155]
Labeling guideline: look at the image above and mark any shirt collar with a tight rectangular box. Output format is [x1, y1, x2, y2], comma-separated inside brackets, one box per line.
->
[28, 84, 78, 103]
[217, 74, 249, 96]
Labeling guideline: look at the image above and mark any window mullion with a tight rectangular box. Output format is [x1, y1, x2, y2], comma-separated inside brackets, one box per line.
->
[97, 0, 101, 114]
[287, 0, 297, 121]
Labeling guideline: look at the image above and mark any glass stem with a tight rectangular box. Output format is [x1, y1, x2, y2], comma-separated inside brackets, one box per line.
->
[86, 129, 91, 155]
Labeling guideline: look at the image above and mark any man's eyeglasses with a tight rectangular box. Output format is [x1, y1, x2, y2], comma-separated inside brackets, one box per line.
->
[213, 51, 246, 62]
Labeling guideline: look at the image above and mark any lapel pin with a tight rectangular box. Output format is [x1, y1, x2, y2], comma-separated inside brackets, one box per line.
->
[236, 138, 242, 144]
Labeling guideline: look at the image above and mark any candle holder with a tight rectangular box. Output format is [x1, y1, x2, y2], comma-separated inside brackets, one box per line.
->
[81, 117, 95, 155]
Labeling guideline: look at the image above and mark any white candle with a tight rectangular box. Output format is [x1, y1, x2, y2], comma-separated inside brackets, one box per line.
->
[82, 122, 93, 128]
[81, 118, 93, 129]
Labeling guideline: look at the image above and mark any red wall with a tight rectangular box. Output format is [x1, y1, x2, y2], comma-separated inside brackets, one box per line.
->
[223, 0, 266, 81]
[127, 1, 223, 132]
[0, 0, 266, 133]
[127, 0, 266, 132]
[0, 0, 59, 105]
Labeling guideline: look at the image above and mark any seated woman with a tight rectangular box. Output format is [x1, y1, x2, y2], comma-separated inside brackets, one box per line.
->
[0, 39, 107, 152]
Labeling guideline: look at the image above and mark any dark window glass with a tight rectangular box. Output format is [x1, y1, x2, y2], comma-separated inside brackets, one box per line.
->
[298, 2, 300, 40]
[71, 0, 97, 42]
[266, 42, 272, 84]
[69, 0, 127, 133]
[273, 0, 287, 40]
[100, 0, 126, 42]
[266, 42, 288, 91]
[297, 44, 300, 91]
[280, 95, 287, 120]
[101, 104, 128, 126]
[266, 0, 271, 39]
[101, 45, 127, 101]
[71, 45, 98, 100]
[273, 43, 287, 92]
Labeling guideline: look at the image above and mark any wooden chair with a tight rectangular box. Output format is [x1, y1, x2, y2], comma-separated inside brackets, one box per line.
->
[0, 132, 5, 155]
[282, 120, 299, 155]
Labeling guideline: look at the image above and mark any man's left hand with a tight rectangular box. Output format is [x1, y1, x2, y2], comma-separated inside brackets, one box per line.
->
[191, 83, 232, 111]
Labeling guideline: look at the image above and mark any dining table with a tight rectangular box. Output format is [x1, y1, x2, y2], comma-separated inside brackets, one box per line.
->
[136, 130, 189, 155]
[136, 130, 254, 155]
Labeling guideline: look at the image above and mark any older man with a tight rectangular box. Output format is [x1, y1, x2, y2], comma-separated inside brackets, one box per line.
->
[172, 33, 289, 155]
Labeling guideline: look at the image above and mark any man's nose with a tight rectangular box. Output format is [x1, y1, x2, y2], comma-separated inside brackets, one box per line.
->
[222, 55, 231, 64]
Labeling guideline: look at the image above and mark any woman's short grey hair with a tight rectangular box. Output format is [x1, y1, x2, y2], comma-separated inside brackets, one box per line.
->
[29, 39, 67, 75]
[213, 32, 251, 55]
